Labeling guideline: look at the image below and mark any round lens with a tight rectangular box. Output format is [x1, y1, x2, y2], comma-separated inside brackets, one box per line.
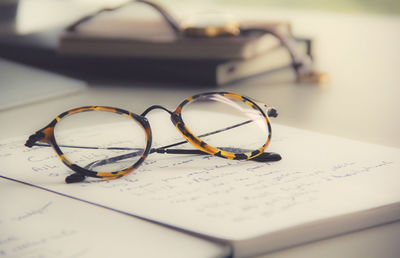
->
[180, 93, 270, 155]
[54, 110, 147, 172]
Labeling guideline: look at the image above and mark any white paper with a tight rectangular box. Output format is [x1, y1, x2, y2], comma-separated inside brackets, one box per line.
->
[1, 112, 399, 242]
[0, 177, 228, 258]
[0, 58, 87, 111]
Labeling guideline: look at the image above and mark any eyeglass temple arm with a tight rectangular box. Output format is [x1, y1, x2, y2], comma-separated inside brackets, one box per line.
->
[66, 0, 180, 33]
[81, 147, 281, 171]
[29, 138, 281, 173]
[240, 25, 327, 83]
[152, 148, 281, 162]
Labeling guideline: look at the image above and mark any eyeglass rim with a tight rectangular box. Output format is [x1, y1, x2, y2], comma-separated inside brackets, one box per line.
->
[171, 91, 272, 161]
[33, 106, 153, 180]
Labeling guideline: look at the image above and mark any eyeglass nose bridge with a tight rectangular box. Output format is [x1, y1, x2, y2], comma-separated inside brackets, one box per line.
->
[140, 104, 182, 133]
[140, 105, 173, 117]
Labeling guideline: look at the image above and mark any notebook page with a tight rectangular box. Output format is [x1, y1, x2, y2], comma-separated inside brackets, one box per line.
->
[0, 177, 228, 258]
[0, 111, 399, 241]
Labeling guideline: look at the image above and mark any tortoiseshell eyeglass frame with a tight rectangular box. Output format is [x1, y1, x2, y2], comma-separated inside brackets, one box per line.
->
[25, 92, 280, 183]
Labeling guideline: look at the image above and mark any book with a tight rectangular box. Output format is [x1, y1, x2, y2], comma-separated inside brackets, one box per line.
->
[0, 29, 309, 86]
[215, 39, 309, 85]
[58, 5, 284, 60]
[0, 111, 399, 257]
[59, 24, 281, 61]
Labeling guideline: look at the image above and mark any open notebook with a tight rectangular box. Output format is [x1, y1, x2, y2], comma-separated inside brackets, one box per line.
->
[0, 111, 399, 257]
[0, 177, 228, 258]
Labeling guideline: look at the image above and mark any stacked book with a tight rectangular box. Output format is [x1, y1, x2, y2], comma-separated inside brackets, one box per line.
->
[0, 11, 312, 86]
[58, 15, 312, 85]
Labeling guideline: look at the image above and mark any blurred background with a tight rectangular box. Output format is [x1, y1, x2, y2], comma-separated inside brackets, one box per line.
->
[194, 0, 400, 14]
[0, 0, 399, 35]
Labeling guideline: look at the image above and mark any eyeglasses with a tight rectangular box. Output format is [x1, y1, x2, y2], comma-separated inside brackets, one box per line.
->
[25, 92, 281, 183]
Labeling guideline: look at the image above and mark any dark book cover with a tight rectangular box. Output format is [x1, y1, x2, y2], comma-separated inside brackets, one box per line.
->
[0, 29, 310, 86]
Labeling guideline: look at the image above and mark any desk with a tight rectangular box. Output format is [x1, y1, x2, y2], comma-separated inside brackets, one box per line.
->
[1, 4, 400, 258]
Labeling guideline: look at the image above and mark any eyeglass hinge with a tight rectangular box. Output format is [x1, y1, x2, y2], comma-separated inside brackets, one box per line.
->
[267, 107, 278, 118]
[25, 131, 45, 148]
